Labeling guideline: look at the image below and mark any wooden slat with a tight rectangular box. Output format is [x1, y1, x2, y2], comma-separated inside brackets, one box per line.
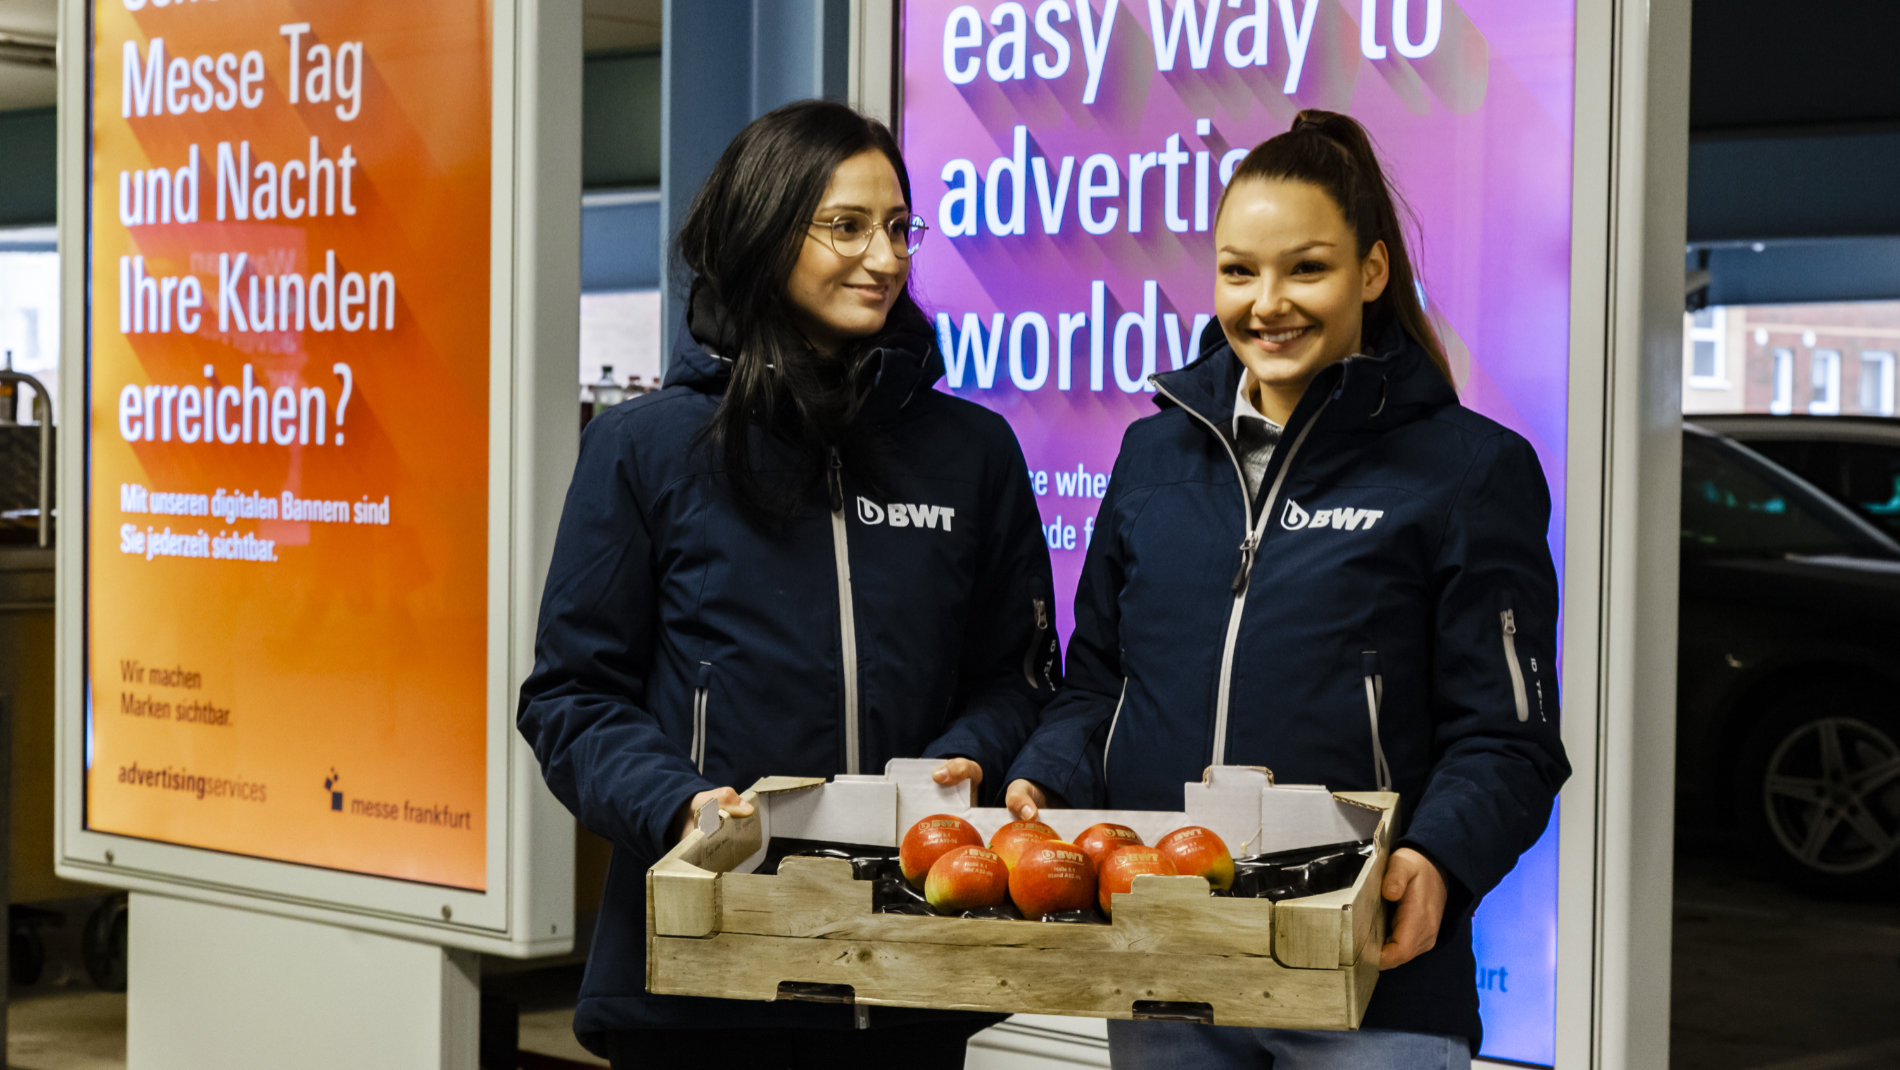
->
[1272, 798, 1397, 969]
[1341, 807, 1395, 965]
[1344, 937, 1382, 1029]
[649, 854, 719, 938]
[1112, 874, 1273, 956]
[650, 932, 1359, 1030]
[1273, 883, 1355, 970]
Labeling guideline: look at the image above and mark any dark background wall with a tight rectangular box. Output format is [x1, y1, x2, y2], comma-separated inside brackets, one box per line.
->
[0, 107, 54, 227]
[1690, 0, 1900, 133]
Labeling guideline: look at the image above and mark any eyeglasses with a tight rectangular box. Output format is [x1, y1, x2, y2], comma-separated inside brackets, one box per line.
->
[810, 213, 929, 258]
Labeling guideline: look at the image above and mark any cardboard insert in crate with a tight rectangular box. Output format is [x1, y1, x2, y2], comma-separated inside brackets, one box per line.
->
[646, 760, 1395, 1030]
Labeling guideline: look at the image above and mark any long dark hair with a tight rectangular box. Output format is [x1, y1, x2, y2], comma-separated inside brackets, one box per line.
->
[1218, 110, 1452, 386]
[676, 100, 928, 530]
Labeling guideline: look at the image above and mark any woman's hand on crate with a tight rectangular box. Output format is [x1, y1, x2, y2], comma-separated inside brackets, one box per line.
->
[674, 786, 755, 844]
[1004, 779, 1049, 821]
[1378, 847, 1447, 970]
[931, 757, 986, 792]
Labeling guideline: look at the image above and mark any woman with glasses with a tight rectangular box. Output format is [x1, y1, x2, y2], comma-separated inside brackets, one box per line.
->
[518, 100, 1060, 1068]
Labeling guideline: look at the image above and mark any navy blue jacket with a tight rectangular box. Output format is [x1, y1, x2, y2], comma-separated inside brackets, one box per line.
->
[518, 322, 1059, 1047]
[1006, 322, 1569, 1051]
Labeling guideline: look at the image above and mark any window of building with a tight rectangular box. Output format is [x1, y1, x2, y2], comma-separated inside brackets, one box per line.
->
[1770, 348, 1794, 415]
[1860, 351, 1896, 416]
[0, 227, 59, 423]
[1809, 349, 1841, 415]
[580, 289, 663, 396]
[1687, 306, 1725, 387]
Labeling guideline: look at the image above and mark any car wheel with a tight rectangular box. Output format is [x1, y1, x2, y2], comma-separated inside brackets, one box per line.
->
[1738, 694, 1900, 896]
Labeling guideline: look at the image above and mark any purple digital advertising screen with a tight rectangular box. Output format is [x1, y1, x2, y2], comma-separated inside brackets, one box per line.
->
[901, 1, 1575, 1063]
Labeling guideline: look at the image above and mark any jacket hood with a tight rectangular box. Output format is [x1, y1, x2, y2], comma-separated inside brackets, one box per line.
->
[1152, 316, 1457, 435]
[663, 280, 946, 423]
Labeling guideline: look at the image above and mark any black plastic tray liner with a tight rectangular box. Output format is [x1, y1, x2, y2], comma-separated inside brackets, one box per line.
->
[756, 837, 1374, 922]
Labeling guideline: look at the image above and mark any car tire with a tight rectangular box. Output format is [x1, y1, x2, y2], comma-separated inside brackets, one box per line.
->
[1737, 688, 1900, 897]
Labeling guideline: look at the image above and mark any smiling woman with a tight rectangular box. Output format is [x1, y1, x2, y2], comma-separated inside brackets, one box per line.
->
[784, 150, 920, 354]
[517, 99, 1060, 1067]
[1212, 111, 1449, 425]
[1214, 179, 1391, 425]
[1001, 110, 1567, 1069]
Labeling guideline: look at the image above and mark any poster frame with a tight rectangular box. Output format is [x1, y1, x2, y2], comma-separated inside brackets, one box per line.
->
[51, 0, 580, 958]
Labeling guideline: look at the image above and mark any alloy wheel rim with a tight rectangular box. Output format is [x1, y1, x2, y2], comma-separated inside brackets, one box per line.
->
[1763, 715, 1900, 876]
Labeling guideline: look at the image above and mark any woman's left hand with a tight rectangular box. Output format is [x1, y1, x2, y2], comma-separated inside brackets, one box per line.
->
[1379, 847, 1448, 970]
[932, 758, 984, 791]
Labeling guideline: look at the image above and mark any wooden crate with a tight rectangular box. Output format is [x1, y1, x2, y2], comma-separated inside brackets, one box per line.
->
[647, 761, 1395, 1030]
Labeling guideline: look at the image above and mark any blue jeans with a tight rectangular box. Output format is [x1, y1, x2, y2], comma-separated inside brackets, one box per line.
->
[1106, 1020, 1472, 1070]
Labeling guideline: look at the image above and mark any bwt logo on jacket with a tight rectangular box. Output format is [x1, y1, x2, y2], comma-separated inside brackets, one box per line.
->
[1281, 499, 1385, 532]
[857, 496, 957, 531]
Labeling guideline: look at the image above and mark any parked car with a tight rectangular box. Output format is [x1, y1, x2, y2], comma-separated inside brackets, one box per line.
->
[1677, 422, 1900, 896]
[1694, 414, 1900, 542]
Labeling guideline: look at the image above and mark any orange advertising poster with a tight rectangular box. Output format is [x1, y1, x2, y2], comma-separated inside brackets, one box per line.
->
[86, 0, 493, 889]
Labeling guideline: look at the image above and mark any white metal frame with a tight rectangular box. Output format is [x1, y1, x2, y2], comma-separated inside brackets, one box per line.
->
[848, 0, 900, 126]
[53, 0, 578, 957]
[1556, 1, 1688, 1068]
[1809, 348, 1843, 415]
[1861, 351, 1896, 417]
[860, 1, 1690, 1066]
[1770, 346, 1796, 414]
[1687, 306, 1729, 389]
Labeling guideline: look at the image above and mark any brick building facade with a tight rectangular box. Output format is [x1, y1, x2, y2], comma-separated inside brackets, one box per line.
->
[1683, 301, 1900, 417]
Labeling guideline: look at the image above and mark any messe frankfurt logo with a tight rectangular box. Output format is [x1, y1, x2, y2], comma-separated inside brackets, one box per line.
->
[1281, 499, 1385, 532]
[857, 496, 957, 532]
[324, 768, 343, 811]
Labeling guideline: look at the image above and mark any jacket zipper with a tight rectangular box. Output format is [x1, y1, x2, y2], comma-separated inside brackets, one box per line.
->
[1101, 678, 1130, 772]
[1360, 651, 1393, 791]
[1207, 401, 1328, 764]
[690, 661, 712, 773]
[1500, 607, 1530, 722]
[1215, 400, 1334, 766]
[827, 448, 862, 774]
[1150, 378, 1335, 766]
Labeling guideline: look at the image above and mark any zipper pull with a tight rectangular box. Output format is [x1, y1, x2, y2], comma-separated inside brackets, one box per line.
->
[1231, 532, 1260, 594]
[827, 447, 844, 514]
[1033, 597, 1049, 630]
[1501, 608, 1517, 635]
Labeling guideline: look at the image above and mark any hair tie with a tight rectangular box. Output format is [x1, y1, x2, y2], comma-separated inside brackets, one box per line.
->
[1293, 116, 1326, 135]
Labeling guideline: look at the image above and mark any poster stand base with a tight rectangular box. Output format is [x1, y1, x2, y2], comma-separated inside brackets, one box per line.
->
[127, 893, 478, 1070]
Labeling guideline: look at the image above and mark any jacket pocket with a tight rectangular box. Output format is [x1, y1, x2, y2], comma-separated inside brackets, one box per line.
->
[1021, 596, 1052, 690]
[1360, 651, 1393, 792]
[1101, 679, 1130, 777]
[690, 661, 713, 774]
[1498, 603, 1531, 722]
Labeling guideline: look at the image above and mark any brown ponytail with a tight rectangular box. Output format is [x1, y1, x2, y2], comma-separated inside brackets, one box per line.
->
[1217, 110, 1453, 388]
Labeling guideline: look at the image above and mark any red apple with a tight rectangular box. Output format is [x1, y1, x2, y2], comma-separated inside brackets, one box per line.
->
[900, 814, 981, 888]
[1007, 840, 1097, 918]
[1097, 845, 1178, 915]
[1075, 822, 1144, 870]
[1155, 825, 1235, 892]
[988, 819, 1059, 869]
[924, 846, 1010, 912]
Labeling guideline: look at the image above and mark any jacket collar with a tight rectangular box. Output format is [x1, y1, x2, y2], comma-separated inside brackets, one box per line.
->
[1152, 316, 1454, 436]
[662, 281, 946, 423]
